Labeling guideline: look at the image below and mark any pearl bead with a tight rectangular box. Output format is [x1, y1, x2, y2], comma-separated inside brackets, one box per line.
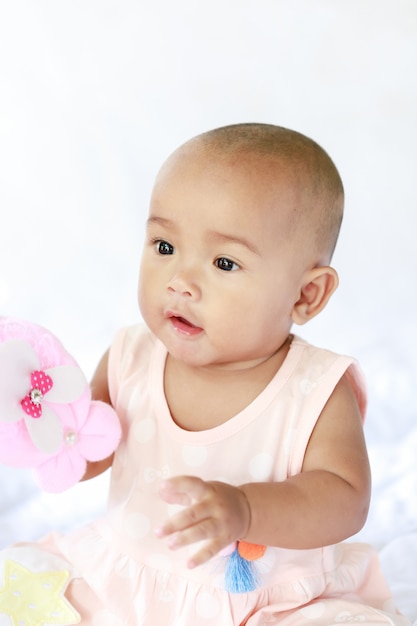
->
[65, 431, 77, 446]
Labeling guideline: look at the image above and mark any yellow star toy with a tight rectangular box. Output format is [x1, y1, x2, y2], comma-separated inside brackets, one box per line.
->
[0, 559, 80, 625]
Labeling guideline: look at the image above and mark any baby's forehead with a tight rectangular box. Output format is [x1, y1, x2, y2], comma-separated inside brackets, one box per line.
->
[154, 147, 314, 242]
[155, 143, 319, 225]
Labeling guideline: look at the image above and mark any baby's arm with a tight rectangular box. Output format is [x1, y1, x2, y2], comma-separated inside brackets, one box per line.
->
[156, 374, 371, 568]
[241, 374, 371, 547]
[82, 349, 115, 480]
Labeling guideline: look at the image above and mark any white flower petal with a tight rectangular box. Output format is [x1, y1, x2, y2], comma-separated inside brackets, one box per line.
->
[0, 340, 39, 423]
[25, 405, 63, 454]
[44, 365, 88, 403]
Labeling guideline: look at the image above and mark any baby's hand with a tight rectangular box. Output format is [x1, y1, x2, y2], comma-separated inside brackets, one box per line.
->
[155, 476, 251, 568]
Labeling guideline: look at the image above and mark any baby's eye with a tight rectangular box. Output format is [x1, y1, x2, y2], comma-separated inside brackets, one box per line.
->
[155, 240, 174, 255]
[215, 257, 239, 272]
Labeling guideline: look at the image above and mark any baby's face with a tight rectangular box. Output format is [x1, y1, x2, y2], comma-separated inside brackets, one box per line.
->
[138, 147, 312, 371]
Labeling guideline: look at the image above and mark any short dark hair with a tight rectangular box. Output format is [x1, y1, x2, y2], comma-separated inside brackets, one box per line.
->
[193, 123, 344, 260]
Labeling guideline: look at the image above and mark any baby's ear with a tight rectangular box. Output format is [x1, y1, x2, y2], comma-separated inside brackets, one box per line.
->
[291, 267, 339, 325]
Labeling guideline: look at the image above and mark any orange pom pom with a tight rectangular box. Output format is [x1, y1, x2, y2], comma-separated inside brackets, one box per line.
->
[237, 541, 267, 561]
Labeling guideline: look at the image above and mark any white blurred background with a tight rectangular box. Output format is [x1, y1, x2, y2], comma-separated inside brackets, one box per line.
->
[0, 0, 416, 564]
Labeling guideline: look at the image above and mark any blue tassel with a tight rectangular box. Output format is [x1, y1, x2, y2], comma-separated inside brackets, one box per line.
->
[224, 548, 259, 593]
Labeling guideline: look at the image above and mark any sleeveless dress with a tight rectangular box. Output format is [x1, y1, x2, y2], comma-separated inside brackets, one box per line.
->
[0, 325, 409, 625]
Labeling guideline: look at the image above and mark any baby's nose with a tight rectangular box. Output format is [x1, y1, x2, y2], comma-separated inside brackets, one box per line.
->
[167, 267, 201, 299]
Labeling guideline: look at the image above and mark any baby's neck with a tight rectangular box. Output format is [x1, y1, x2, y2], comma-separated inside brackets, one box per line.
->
[163, 337, 292, 432]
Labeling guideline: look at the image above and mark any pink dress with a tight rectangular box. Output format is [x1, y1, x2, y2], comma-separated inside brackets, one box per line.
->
[0, 325, 409, 625]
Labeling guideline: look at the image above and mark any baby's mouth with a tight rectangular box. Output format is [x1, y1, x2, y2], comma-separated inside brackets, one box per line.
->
[169, 315, 203, 337]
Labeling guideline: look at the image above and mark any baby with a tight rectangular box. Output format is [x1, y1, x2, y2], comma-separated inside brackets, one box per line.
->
[0, 123, 409, 625]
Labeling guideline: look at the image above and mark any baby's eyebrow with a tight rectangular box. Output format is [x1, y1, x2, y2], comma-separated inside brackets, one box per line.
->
[146, 217, 260, 256]
[146, 216, 174, 228]
[207, 230, 261, 256]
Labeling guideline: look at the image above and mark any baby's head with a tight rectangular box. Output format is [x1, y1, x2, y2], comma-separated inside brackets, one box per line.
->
[139, 123, 344, 368]
[176, 123, 344, 265]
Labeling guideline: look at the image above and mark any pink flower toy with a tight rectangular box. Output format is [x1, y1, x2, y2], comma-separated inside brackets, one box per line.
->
[0, 317, 121, 492]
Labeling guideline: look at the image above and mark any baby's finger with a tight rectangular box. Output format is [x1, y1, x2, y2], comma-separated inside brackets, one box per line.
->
[161, 519, 228, 569]
[187, 537, 227, 569]
[155, 498, 213, 538]
[164, 512, 219, 548]
[158, 476, 210, 505]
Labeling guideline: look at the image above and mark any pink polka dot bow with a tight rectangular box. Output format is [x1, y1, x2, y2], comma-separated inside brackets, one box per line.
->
[0, 317, 122, 492]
